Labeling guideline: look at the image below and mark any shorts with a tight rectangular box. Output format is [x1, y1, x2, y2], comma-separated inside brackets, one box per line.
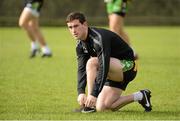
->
[24, 0, 43, 17]
[106, 0, 128, 17]
[105, 60, 137, 90]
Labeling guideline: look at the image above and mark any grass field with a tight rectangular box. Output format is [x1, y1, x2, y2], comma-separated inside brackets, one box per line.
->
[0, 26, 180, 120]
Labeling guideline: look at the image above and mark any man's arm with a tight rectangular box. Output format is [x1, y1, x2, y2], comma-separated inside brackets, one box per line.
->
[76, 42, 90, 95]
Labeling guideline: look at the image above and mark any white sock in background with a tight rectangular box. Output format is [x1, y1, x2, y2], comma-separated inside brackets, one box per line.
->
[31, 41, 38, 51]
[133, 91, 143, 101]
[42, 45, 51, 54]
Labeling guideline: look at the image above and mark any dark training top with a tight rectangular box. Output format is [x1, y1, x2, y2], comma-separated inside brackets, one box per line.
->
[76, 27, 134, 97]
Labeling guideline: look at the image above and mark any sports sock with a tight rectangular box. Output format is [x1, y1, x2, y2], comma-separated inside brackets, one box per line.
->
[132, 48, 138, 57]
[31, 41, 38, 51]
[42, 45, 51, 54]
[133, 91, 143, 101]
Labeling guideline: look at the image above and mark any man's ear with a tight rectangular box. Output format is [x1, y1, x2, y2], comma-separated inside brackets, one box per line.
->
[83, 21, 88, 26]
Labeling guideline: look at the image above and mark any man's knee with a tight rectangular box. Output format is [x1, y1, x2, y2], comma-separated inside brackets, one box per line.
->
[96, 94, 112, 111]
[86, 58, 98, 70]
[96, 99, 112, 111]
[19, 19, 29, 29]
[19, 20, 25, 28]
[96, 102, 106, 112]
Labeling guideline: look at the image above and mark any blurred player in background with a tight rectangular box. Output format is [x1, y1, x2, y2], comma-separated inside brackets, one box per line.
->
[19, 0, 52, 58]
[105, 0, 138, 59]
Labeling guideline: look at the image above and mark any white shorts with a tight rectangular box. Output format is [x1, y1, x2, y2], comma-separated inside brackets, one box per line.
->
[24, 6, 40, 17]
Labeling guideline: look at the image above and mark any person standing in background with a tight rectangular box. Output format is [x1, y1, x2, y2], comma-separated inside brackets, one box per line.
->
[19, 0, 52, 58]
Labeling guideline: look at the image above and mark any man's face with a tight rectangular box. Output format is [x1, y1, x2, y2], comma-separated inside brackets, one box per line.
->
[67, 19, 87, 40]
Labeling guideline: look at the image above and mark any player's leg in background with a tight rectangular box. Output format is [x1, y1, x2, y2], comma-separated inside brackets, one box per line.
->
[19, 8, 39, 57]
[107, 0, 138, 59]
[19, 0, 52, 58]
[108, 14, 130, 45]
[19, 8, 36, 45]
[28, 18, 52, 56]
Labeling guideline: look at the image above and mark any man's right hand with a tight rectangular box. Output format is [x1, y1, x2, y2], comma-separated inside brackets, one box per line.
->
[77, 93, 87, 107]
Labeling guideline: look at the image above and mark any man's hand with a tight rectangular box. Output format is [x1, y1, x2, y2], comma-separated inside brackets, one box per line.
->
[85, 95, 97, 107]
[77, 93, 87, 107]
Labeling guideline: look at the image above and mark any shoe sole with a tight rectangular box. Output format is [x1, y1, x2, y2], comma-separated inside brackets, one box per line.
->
[81, 107, 96, 113]
[42, 54, 52, 58]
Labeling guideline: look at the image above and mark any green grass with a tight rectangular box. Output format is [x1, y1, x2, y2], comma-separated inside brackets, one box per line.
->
[0, 26, 180, 120]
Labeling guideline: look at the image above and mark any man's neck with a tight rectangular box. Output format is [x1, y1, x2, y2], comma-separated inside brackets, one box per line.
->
[81, 28, 89, 41]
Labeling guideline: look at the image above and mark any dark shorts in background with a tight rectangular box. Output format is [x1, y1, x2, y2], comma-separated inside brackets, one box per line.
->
[23, 0, 43, 17]
[25, 0, 43, 12]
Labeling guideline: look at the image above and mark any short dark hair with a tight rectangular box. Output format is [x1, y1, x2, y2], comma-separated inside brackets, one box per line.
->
[66, 12, 86, 24]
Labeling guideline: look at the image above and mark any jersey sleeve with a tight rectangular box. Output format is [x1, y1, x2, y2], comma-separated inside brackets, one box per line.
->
[76, 43, 90, 95]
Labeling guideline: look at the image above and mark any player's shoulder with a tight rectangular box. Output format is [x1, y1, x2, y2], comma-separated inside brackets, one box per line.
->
[90, 27, 109, 32]
[89, 27, 111, 38]
[90, 27, 116, 40]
